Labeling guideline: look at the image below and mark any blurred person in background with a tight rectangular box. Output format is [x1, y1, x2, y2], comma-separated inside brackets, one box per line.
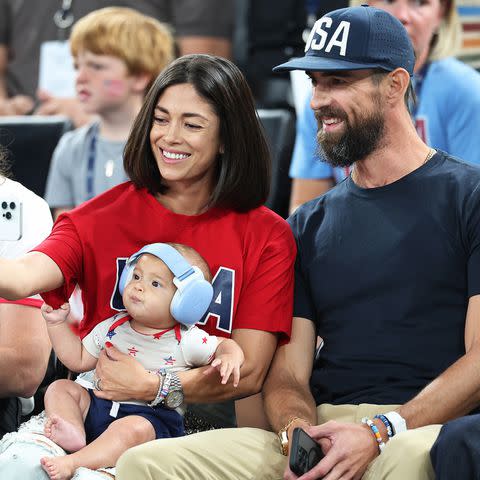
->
[44, 7, 174, 219]
[0, 0, 233, 126]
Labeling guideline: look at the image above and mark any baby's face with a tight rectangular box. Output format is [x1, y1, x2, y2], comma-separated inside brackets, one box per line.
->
[122, 254, 177, 329]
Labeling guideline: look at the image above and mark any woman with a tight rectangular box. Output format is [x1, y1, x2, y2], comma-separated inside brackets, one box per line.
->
[289, 0, 480, 213]
[0, 149, 52, 437]
[0, 54, 295, 438]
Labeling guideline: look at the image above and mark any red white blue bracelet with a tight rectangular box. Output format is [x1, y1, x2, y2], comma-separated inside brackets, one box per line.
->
[362, 417, 386, 453]
[374, 414, 393, 438]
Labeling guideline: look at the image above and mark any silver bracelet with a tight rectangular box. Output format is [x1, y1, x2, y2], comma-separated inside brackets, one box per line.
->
[147, 371, 166, 407]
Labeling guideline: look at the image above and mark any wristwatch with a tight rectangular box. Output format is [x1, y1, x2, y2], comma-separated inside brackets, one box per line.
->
[163, 371, 184, 409]
[277, 417, 310, 456]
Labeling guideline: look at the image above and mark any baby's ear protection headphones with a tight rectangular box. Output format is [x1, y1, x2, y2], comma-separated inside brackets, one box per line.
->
[119, 243, 213, 326]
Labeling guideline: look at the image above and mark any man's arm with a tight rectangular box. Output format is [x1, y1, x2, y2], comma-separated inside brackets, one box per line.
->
[0, 44, 8, 100]
[0, 303, 51, 398]
[177, 37, 231, 59]
[93, 328, 278, 404]
[297, 295, 480, 480]
[34, 90, 92, 128]
[0, 252, 64, 300]
[0, 45, 34, 115]
[399, 294, 480, 425]
[263, 316, 318, 441]
[289, 178, 335, 215]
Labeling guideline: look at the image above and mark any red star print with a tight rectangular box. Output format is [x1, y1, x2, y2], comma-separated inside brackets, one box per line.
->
[128, 346, 139, 356]
[202, 337, 208, 344]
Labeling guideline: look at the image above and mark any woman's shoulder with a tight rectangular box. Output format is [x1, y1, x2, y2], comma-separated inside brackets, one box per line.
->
[243, 205, 295, 242]
[428, 58, 480, 90]
[67, 182, 141, 217]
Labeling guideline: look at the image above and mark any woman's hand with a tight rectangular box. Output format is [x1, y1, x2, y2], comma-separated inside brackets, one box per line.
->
[93, 343, 158, 402]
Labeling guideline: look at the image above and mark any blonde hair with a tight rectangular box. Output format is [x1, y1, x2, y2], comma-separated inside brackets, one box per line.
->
[430, 0, 461, 60]
[349, 0, 461, 60]
[70, 7, 174, 90]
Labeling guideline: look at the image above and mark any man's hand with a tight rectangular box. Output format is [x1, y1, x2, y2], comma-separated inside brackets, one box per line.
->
[93, 343, 155, 402]
[284, 421, 379, 480]
[35, 89, 92, 127]
[41, 302, 70, 325]
[0, 95, 35, 115]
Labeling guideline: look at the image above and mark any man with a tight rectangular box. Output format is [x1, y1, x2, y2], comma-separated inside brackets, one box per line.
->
[116, 6, 480, 479]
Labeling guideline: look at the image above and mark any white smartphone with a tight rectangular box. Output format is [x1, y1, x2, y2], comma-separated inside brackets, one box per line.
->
[0, 196, 22, 241]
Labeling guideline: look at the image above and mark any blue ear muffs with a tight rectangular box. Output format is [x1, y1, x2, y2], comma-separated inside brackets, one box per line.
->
[119, 243, 213, 326]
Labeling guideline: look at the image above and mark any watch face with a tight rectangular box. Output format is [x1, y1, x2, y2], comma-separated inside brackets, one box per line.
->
[165, 389, 184, 409]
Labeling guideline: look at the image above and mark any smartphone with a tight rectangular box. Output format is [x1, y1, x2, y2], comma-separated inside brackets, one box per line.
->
[289, 427, 325, 477]
[0, 197, 22, 241]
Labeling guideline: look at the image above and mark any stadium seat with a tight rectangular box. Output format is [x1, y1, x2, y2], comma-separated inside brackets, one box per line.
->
[258, 108, 295, 218]
[0, 116, 72, 198]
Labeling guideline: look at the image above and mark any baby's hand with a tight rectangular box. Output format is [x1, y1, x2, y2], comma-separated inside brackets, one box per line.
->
[41, 302, 70, 325]
[208, 352, 244, 387]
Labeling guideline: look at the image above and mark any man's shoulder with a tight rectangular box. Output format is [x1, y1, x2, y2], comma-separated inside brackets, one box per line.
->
[435, 150, 480, 180]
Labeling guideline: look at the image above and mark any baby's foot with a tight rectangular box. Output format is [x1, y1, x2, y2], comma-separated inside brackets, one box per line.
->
[40, 456, 76, 480]
[44, 415, 86, 452]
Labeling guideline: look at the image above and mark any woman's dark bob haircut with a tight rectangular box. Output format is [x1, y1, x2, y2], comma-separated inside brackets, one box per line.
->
[124, 54, 271, 212]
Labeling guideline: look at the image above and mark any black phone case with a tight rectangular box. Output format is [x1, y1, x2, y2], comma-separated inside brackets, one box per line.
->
[289, 428, 324, 477]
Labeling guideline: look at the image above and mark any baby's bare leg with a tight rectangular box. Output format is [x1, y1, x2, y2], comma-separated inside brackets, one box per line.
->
[44, 379, 91, 452]
[41, 415, 156, 479]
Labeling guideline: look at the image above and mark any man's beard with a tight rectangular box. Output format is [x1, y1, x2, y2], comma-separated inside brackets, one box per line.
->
[315, 101, 385, 168]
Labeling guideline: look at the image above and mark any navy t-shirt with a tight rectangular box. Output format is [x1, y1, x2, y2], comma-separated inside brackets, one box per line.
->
[288, 151, 480, 406]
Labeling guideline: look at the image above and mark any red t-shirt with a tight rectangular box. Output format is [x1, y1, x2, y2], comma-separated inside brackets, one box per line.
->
[34, 182, 296, 339]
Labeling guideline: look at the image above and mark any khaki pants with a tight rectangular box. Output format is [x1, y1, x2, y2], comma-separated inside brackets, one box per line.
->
[115, 403, 441, 480]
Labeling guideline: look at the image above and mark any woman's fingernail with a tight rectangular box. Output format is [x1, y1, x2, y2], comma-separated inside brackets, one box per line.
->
[105, 342, 113, 348]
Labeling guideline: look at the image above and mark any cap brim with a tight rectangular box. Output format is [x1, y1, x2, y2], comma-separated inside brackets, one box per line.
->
[272, 55, 391, 73]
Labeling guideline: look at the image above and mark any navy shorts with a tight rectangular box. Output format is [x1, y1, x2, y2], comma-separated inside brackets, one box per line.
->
[84, 389, 185, 443]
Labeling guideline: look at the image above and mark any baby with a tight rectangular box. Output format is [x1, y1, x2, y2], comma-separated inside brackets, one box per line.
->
[40, 242, 244, 480]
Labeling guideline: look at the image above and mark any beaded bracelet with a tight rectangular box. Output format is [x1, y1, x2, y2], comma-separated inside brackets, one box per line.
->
[374, 414, 393, 439]
[361, 417, 386, 453]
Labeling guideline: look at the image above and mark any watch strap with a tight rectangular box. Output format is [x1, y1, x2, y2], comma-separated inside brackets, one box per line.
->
[277, 417, 311, 456]
[383, 411, 407, 436]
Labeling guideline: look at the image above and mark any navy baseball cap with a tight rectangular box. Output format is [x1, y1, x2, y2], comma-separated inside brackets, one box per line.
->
[273, 5, 415, 76]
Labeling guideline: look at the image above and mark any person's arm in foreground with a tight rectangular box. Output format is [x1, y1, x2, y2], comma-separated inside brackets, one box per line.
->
[41, 302, 97, 373]
[289, 178, 335, 215]
[0, 303, 51, 397]
[0, 252, 64, 300]
[284, 295, 480, 480]
[263, 316, 319, 479]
